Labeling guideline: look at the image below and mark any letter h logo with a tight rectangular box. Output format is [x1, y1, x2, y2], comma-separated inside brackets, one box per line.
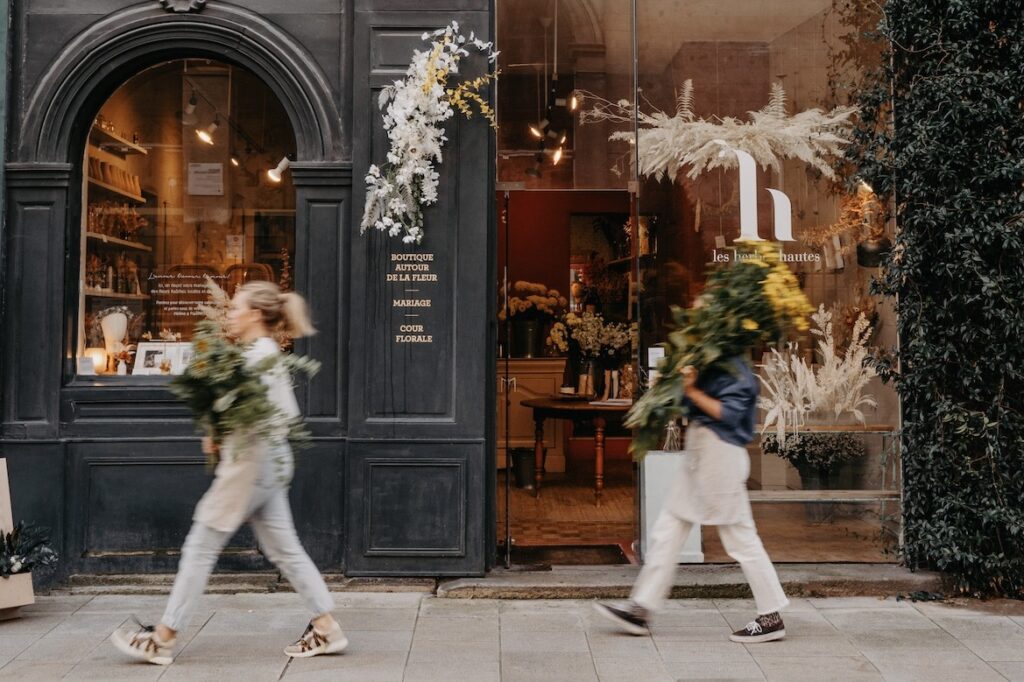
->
[714, 140, 794, 242]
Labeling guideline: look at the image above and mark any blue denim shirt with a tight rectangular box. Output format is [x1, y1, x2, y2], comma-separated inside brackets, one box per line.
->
[684, 357, 759, 447]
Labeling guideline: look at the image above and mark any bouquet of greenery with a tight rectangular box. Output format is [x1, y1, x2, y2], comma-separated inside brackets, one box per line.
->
[625, 241, 813, 458]
[1, 522, 58, 578]
[169, 282, 320, 468]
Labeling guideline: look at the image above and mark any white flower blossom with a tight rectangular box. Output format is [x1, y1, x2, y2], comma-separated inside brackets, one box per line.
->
[360, 21, 497, 245]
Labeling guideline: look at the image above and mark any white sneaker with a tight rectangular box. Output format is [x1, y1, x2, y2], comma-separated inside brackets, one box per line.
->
[284, 620, 349, 658]
[110, 619, 176, 665]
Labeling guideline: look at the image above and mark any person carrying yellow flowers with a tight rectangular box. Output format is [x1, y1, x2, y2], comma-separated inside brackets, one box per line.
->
[595, 241, 812, 644]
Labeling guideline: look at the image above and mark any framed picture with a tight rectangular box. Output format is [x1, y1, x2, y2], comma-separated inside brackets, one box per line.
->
[132, 342, 167, 376]
[163, 342, 195, 375]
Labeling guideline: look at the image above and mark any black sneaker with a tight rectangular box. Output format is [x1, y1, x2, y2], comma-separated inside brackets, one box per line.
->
[593, 600, 649, 636]
[729, 611, 786, 643]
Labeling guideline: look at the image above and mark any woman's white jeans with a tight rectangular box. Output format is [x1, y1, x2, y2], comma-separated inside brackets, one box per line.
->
[632, 510, 789, 615]
[161, 456, 334, 631]
[631, 431, 789, 616]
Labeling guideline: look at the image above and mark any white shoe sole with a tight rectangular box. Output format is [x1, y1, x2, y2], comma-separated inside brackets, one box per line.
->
[284, 634, 349, 658]
[109, 632, 173, 666]
[593, 603, 648, 636]
[729, 629, 786, 643]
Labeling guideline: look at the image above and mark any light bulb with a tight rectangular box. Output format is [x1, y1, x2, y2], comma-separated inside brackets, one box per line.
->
[196, 118, 218, 145]
[230, 156, 240, 167]
[267, 157, 290, 183]
[529, 118, 550, 139]
[570, 94, 579, 111]
[552, 147, 563, 165]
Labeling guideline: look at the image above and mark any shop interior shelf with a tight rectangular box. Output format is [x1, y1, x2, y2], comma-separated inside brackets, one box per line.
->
[87, 177, 145, 203]
[748, 490, 901, 503]
[83, 289, 149, 301]
[607, 253, 656, 268]
[89, 125, 147, 156]
[86, 232, 152, 252]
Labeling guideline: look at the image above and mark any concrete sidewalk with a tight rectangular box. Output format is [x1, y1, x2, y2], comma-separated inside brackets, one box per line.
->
[2, 592, 1022, 681]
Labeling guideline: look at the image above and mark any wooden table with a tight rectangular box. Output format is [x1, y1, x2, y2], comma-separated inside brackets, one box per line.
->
[520, 397, 632, 505]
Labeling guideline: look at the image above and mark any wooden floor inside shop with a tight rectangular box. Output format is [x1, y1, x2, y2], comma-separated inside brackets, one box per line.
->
[496, 463, 895, 564]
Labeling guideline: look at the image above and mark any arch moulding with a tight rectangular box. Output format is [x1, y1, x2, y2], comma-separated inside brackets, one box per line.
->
[15, 4, 345, 165]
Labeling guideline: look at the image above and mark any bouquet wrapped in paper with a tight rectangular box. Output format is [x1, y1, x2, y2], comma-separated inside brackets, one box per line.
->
[625, 241, 812, 458]
[169, 281, 320, 468]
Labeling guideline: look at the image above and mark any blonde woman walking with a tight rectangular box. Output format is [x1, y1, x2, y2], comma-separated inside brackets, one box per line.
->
[596, 359, 789, 643]
[111, 282, 346, 665]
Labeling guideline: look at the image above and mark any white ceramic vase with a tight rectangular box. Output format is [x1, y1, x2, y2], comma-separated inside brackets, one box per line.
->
[100, 313, 128, 371]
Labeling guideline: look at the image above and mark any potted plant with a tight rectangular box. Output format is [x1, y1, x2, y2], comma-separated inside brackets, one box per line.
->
[0, 522, 58, 619]
[498, 281, 567, 358]
[761, 432, 866, 521]
[759, 304, 878, 518]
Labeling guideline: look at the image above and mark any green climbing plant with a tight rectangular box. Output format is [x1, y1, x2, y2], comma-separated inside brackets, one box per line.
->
[848, 0, 1024, 597]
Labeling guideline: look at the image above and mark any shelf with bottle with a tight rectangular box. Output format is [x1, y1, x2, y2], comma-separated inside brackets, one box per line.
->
[90, 117, 147, 157]
[85, 251, 147, 300]
[86, 232, 152, 252]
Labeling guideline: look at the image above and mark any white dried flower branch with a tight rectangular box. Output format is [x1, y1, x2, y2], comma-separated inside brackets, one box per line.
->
[579, 80, 857, 182]
[361, 21, 497, 244]
[759, 305, 877, 442]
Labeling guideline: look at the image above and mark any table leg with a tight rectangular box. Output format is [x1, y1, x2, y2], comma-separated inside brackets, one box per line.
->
[534, 416, 545, 496]
[594, 416, 606, 505]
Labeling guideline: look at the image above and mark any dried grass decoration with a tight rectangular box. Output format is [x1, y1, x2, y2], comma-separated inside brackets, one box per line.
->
[579, 81, 857, 182]
[625, 242, 813, 459]
[169, 279, 320, 469]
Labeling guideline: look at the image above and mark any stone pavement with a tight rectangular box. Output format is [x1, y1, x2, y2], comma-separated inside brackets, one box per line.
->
[1, 592, 1022, 681]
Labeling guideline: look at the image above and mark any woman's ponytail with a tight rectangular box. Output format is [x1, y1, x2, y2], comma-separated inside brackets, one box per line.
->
[239, 281, 316, 339]
[279, 291, 316, 338]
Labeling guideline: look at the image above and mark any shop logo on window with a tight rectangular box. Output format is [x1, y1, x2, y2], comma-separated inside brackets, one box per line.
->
[715, 140, 795, 243]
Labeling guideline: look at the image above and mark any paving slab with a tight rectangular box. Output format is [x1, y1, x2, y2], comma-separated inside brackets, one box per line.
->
[753, 655, 883, 681]
[0, 590, 1017, 681]
[591, 654, 674, 682]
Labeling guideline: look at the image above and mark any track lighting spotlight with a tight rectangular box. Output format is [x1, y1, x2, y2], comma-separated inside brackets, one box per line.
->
[552, 147, 563, 165]
[529, 119, 550, 139]
[196, 117, 218, 145]
[267, 156, 290, 183]
[182, 91, 198, 125]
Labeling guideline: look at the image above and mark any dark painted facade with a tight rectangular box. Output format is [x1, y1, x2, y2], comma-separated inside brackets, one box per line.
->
[1, 0, 496, 585]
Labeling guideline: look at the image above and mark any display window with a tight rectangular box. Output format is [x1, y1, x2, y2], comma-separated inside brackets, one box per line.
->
[495, 0, 899, 564]
[75, 59, 296, 378]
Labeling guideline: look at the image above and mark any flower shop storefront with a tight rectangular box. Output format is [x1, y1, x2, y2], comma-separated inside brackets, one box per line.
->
[493, 0, 902, 565]
[2, 0, 495, 585]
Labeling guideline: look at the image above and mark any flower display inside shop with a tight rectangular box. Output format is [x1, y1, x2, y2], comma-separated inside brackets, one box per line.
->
[759, 304, 877, 443]
[625, 241, 813, 458]
[547, 311, 634, 363]
[360, 21, 498, 245]
[579, 80, 856, 182]
[498, 281, 567, 322]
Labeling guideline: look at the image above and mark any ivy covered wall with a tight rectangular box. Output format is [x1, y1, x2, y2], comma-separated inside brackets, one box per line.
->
[852, 0, 1024, 596]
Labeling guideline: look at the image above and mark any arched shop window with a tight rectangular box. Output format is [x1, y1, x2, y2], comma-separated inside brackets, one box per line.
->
[76, 59, 296, 378]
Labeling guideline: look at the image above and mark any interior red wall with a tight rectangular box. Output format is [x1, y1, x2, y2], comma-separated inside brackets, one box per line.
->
[497, 190, 631, 296]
